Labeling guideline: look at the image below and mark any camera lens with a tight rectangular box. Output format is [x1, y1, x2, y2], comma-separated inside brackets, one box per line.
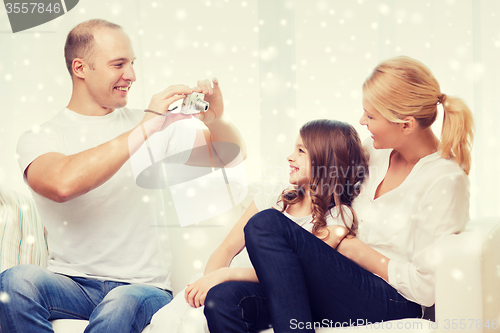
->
[194, 99, 209, 111]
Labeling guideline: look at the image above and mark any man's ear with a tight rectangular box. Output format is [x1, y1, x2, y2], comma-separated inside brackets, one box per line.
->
[401, 116, 417, 135]
[72, 58, 86, 79]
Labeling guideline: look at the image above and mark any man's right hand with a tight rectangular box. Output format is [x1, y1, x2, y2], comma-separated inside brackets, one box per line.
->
[141, 84, 194, 135]
[147, 84, 193, 114]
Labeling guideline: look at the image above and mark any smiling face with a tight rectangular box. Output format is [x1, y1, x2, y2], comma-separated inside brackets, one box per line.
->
[82, 27, 136, 112]
[287, 135, 311, 187]
[360, 97, 403, 150]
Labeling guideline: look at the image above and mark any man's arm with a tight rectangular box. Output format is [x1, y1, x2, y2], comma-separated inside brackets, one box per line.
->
[189, 78, 247, 166]
[26, 85, 193, 203]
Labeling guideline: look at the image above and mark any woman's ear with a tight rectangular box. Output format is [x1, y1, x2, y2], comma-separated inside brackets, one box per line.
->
[401, 116, 417, 135]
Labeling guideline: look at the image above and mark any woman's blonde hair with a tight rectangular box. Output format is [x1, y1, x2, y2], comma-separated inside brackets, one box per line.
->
[363, 56, 474, 174]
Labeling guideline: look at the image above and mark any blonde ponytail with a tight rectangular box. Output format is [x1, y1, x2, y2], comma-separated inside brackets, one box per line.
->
[440, 95, 474, 175]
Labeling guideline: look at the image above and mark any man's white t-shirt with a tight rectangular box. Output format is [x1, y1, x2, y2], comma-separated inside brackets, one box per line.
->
[17, 108, 199, 290]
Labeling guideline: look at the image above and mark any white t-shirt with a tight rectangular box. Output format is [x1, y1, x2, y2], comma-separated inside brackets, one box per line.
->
[16, 108, 199, 290]
[352, 139, 470, 307]
[253, 183, 353, 232]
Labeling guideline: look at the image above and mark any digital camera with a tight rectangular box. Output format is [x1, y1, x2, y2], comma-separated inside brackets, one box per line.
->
[180, 92, 209, 115]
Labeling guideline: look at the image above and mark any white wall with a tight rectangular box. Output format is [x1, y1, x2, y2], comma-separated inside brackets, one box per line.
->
[1, 0, 499, 219]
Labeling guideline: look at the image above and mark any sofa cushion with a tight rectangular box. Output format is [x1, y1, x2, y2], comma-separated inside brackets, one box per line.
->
[0, 187, 48, 272]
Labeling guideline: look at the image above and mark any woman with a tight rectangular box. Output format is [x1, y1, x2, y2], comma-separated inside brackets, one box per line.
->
[204, 56, 474, 332]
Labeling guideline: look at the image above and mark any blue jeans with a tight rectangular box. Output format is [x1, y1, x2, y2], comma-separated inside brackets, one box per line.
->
[204, 209, 422, 333]
[0, 265, 173, 333]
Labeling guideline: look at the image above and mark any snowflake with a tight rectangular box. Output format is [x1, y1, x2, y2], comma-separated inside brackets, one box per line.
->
[277, 133, 286, 143]
[0, 292, 10, 303]
[379, 3, 391, 15]
[451, 268, 464, 281]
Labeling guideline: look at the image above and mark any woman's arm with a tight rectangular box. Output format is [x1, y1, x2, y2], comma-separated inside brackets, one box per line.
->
[338, 171, 469, 305]
[185, 201, 259, 307]
[318, 225, 349, 249]
[386, 172, 469, 306]
[318, 207, 355, 250]
[336, 236, 389, 282]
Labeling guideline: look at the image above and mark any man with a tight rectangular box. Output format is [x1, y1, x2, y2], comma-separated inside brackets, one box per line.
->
[0, 19, 246, 333]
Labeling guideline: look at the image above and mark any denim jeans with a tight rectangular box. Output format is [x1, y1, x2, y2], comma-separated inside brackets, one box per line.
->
[204, 209, 422, 333]
[0, 265, 173, 333]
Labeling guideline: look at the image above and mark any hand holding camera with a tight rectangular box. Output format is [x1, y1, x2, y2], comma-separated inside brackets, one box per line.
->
[144, 79, 223, 129]
[180, 92, 209, 115]
[192, 78, 224, 124]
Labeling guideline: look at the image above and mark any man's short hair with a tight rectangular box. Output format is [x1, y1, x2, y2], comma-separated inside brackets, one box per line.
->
[64, 19, 122, 76]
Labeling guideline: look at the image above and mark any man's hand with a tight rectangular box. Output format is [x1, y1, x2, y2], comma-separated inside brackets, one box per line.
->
[147, 84, 193, 114]
[142, 84, 194, 135]
[194, 78, 224, 124]
[184, 268, 228, 308]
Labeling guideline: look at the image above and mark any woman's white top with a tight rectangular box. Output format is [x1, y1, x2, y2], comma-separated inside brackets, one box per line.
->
[353, 139, 470, 306]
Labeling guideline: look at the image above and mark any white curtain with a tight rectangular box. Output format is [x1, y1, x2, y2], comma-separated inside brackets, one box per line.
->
[0, 0, 498, 219]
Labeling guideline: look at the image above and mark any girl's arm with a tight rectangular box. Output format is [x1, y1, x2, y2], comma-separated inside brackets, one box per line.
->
[185, 201, 259, 308]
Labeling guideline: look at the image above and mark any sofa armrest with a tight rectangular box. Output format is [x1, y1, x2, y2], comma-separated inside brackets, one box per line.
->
[435, 217, 500, 333]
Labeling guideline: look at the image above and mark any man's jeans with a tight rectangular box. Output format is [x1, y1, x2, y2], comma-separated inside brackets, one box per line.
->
[204, 209, 422, 333]
[0, 265, 172, 333]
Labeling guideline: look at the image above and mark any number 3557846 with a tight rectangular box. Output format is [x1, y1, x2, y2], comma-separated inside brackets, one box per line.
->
[5, 2, 61, 14]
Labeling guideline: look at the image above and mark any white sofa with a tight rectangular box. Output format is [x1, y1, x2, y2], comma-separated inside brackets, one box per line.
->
[1, 186, 499, 333]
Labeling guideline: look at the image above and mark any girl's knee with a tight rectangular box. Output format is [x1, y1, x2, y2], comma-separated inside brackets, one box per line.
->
[204, 283, 227, 310]
[204, 282, 241, 316]
[245, 209, 283, 233]
[244, 209, 291, 244]
[204, 285, 225, 319]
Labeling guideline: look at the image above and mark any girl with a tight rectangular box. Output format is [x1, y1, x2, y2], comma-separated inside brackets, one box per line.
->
[204, 56, 473, 332]
[149, 119, 368, 333]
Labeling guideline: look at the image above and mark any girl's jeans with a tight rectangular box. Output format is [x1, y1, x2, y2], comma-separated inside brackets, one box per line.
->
[204, 209, 422, 333]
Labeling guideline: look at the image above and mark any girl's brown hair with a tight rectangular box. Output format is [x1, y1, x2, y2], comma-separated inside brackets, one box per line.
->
[363, 56, 474, 174]
[278, 119, 368, 238]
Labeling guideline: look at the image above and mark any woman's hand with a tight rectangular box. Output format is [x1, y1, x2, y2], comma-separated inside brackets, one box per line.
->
[336, 234, 355, 255]
[185, 268, 229, 308]
[337, 235, 390, 282]
[318, 225, 349, 249]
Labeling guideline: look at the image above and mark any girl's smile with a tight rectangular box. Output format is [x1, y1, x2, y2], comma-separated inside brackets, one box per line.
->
[287, 135, 311, 187]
